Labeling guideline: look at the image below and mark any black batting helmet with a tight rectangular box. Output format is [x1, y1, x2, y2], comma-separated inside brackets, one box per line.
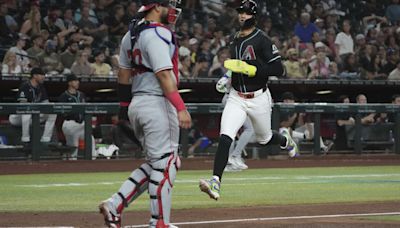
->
[236, 0, 258, 15]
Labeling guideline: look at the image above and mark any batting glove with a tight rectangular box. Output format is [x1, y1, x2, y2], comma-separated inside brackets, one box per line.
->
[224, 59, 257, 77]
[215, 71, 232, 93]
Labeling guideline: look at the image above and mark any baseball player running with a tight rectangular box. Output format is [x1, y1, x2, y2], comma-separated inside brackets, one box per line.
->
[199, 0, 299, 201]
[99, 1, 191, 228]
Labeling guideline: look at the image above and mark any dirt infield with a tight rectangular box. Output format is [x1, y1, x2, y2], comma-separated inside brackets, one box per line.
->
[1, 154, 400, 227]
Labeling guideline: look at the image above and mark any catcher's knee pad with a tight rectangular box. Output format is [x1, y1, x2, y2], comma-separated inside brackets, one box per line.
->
[148, 153, 179, 226]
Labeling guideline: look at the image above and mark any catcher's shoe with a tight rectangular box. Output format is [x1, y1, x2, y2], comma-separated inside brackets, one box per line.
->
[99, 201, 121, 228]
[199, 177, 220, 200]
[280, 129, 299, 158]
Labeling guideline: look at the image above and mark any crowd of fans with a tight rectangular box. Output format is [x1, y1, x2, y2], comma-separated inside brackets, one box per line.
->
[0, 0, 400, 80]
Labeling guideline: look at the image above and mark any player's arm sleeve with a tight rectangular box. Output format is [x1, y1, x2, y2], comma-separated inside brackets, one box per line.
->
[250, 38, 284, 77]
[145, 27, 173, 73]
[118, 32, 133, 70]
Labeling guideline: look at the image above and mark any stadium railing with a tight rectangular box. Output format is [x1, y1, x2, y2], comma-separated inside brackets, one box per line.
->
[0, 103, 399, 160]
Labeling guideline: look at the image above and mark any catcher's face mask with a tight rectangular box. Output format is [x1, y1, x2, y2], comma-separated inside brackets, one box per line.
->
[164, 0, 182, 25]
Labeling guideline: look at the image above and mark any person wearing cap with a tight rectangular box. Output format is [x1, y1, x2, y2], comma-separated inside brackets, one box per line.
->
[199, 0, 299, 202]
[58, 74, 96, 160]
[8, 33, 31, 73]
[382, 48, 399, 77]
[98, 1, 190, 227]
[283, 48, 306, 79]
[9, 67, 57, 144]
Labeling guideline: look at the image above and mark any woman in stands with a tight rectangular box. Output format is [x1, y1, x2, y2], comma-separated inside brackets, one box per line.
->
[1, 51, 22, 75]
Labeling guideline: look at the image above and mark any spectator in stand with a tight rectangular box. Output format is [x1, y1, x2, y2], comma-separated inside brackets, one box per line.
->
[26, 34, 44, 68]
[314, 18, 326, 40]
[191, 54, 210, 78]
[178, 35, 191, 58]
[294, 12, 320, 43]
[91, 50, 111, 77]
[105, 4, 128, 44]
[335, 95, 354, 150]
[71, 51, 94, 76]
[208, 47, 229, 78]
[335, 20, 354, 63]
[386, 0, 400, 25]
[43, 6, 66, 36]
[19, 7, 41, 37]
[283, 48, 307, 79]
[354, 34, 367, 58]
[75, 0, 99, 25]
[77, 6, 108, 47]
[360, 44, 386, 80]
[325, 28, 337, 59]
[9, 33, 31, 73]
[339, 53, 360, 79]
[387, 35, 399, 51]
[63, 7, 76, 29]
[38, 39, 64, 75]
[69, 31, 94, 47]
[192, 23, 205, 41]
[189, 38, 199, 64]
[1, 51, 22, 75]
[388, 60, 400, 80]
[328, 61, 339, 77]
[60, 40, 79, 71]
[9, 67, 57, 144]
[382, 48, 399, 77]
[210, 29, 226, 56]
[176, 20, 190, 38]
[0, 3, 18, 45]
[362, 14, 388, 34]
[124, 1, 139, 24]
[201, 0, 224, 18]
[308, 51, 330, 79]
[179, 55, 192, 79]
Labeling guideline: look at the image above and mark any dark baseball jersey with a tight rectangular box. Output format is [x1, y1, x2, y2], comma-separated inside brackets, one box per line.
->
[229, 28, 281, 92]
[16, 81, 49, 103]
[58, 90, 86, 123]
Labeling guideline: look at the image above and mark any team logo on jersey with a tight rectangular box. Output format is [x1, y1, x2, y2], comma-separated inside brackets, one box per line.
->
[272, 44, 279, 54]
[19, 91, 25, 98]
[242, 45, 256, 60]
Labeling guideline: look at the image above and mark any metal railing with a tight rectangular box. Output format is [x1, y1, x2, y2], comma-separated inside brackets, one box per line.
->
[0, 103, 399, 160]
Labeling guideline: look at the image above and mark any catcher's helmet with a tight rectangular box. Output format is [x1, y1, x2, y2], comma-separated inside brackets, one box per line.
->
[236, 0, 258, 15]
[138, 0, 180, 12]
[138, 0, 181, 24]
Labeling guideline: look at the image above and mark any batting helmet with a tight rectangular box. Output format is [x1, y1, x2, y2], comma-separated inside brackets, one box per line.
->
[236, 0, 258, 15]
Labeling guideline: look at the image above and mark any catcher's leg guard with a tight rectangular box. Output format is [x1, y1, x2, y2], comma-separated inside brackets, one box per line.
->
[108, 163, 152, 215]
[148, 153, 180, 227]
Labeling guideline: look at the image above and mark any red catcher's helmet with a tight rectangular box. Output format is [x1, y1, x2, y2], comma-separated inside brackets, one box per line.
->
[138, 0, 182, 24]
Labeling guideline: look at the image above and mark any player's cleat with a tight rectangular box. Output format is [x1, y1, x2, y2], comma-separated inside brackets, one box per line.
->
[232, 156, 248, 170]
[224, 164, 242, 172]
[99, 201, 121, 228]
[280, 129, 299, 158]
[199, 177, 220, 200]
[224, 59, 257, 77]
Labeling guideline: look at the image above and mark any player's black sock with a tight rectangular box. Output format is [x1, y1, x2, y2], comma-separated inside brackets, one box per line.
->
[213, 134, 232, 181]
[266, 130, 287, 147]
